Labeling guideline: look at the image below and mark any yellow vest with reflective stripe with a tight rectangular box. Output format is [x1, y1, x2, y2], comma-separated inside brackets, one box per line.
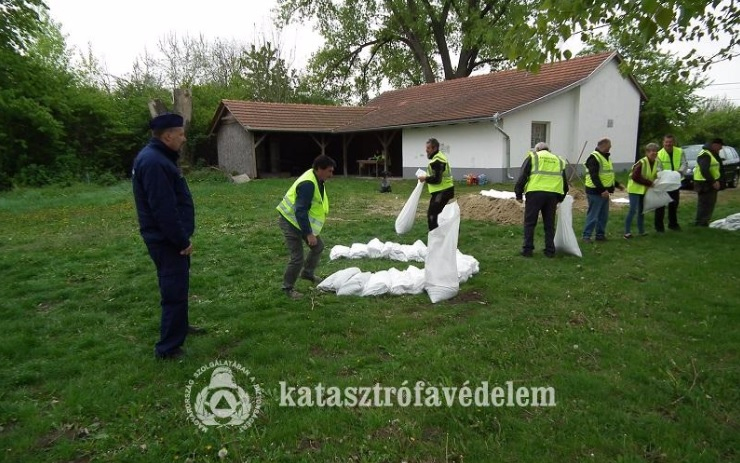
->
[426, 151, 454, 193]
[524, 150, 565, 194]
[693, 149, 720, 182]
[657, 147, 683, 173]
[276, 169, 330, 235]
[627, 157, 659, 195]
[584, 151, 615, 188]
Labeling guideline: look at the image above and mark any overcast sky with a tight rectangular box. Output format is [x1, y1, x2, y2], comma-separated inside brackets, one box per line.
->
[45, 0, 740, 103]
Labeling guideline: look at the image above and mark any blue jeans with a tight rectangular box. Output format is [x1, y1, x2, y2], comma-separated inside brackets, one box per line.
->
[583, 193, 610, 239]
[624, 193, 644, 235]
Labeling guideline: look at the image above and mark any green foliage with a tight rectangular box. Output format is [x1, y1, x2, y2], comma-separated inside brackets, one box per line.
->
[579, 38, 705, 152]
[278, 0, 739, 100]
[684, 99, 740, 146]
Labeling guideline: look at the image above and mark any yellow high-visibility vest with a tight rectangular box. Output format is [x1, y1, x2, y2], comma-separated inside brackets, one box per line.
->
[426, 151, 454, 193]
[693, 149, 720, 182]
[583, 151, 615, 188]
[626, 157, 659, 195]
[524, 150, 565, 194]
[276, 169, 330, 235]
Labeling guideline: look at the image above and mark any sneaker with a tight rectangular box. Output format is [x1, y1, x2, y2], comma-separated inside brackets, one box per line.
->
[300, 274, 322, 285]
[595, 236, 608, 242]
[623, 233, 633, 239]
[582, 237, 593, 244]
[669, 225, 682, 231]
[638, 232, 648, 237]
[283, 288, 303, 299]
[520, 250, 533, 258]
[543, 251, 555, 258]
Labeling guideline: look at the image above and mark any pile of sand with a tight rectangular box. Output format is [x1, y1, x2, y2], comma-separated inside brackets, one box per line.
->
[456, 194, 525, 224]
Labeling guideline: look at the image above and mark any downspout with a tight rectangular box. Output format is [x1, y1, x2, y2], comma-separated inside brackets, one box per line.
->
[492, 113, 514, 180]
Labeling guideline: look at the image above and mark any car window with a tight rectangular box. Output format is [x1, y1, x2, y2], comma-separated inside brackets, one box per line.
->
[682, 145, 702, 161]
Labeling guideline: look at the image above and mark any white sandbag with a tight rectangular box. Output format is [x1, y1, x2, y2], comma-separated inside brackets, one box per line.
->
[380, 241, 395, 257]
[337, 272, 373, 296]
[710, 213, 740, 231]
[425, 202, 461, 303]
[388, 268, 409, 295]
[395, 180, 424, 235]
[456, 251, 480, 283]
[652, 170, 682, 192]
[317, 267, 361, 292]
[361, 270, 393, 296]
[329, 245, 350, 260]
[480, 189, 517, 200]
[366, 238, 384, 258]
[348, 243, 369, 259]
[554, 195, 582, 257]
[388, 244, 408, 262]
[643, 188, 672, 214]
[405, 265, 426, 294]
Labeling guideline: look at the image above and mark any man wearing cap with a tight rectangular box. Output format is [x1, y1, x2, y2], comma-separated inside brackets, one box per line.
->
[132, 113, 201, 360]
[694, 138, 724, 226]
[276, 154, 336, 299]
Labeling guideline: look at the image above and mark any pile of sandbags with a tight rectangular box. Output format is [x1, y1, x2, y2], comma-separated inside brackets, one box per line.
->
[320, 233, 479, 298]
[710, 213, 740, 231]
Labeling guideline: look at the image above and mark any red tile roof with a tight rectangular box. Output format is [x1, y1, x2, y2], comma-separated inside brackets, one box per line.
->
[210, 100, 376, 133]
[210, 52, 642, 135]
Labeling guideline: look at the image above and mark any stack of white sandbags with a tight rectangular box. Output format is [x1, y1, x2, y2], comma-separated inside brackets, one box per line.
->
[710, 213, 740, 231]
[320, 235, 479, 297]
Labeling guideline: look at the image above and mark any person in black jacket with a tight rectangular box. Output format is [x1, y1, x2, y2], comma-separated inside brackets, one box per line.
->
[132, 113, 202, 360]
[694, 138, 724, 226]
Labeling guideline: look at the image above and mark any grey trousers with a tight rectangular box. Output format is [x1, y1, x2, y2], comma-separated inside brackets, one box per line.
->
[278, 215, 324, 290]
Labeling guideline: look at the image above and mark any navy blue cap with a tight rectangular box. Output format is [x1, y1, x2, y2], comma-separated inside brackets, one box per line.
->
[149, 113, 184, 130]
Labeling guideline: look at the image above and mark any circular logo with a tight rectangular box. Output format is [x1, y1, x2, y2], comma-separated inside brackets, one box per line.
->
[185, 360, 262, 432]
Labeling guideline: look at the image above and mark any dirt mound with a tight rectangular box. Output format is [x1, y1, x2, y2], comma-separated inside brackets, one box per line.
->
[456, 194, 524, 224]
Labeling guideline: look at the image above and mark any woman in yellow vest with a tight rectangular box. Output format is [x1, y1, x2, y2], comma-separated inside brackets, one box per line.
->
[624, 143, 661, 239]
[276, 155, 335, 299]
[418, 138, 454, 231]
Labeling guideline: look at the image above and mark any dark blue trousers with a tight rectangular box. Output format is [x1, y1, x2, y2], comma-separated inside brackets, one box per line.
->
[146, 242, 190, 356]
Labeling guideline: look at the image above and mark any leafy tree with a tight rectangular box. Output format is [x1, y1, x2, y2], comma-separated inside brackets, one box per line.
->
[580, 37, 705, 153]
[685, 99, 740, 147]
[277, 0, 739, 101]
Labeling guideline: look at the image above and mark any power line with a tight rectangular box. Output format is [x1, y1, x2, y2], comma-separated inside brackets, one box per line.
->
[705, 81, 740, 86]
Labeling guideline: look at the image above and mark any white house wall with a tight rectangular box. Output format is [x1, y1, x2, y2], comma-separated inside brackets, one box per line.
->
[401, 59, 641, 181]
[576, 60, 642, 171]
[401, 123, 508, 182]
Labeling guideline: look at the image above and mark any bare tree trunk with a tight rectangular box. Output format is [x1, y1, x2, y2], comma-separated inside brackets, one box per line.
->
[173, 88, 193, 166]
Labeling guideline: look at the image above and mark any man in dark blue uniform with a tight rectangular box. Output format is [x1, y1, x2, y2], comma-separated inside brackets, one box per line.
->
[132, 113, 201, 360]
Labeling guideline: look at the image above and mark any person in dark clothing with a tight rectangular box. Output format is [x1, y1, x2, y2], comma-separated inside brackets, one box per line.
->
[418, 138, 454, 231]
[276, 155, 336, 299]
[132, 113, 203, 360]
[514, 142, 569, 257]
[582, 138, 624, 242]
[694, 138, 724, 226]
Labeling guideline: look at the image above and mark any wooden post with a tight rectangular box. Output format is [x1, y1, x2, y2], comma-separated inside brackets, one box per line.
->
[342, 133, 355, 177]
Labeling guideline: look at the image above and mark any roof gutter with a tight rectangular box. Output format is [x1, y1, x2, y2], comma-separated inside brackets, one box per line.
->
[491, 113, 514, 180]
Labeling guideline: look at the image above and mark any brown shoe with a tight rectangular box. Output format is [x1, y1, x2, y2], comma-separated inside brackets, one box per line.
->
[283, 288, 303, 299]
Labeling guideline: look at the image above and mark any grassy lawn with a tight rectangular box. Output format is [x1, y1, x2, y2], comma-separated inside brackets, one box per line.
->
[0, 173, 738, 462]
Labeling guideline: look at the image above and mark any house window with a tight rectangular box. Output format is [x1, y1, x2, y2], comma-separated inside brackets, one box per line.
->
[531, 122, 549, 148]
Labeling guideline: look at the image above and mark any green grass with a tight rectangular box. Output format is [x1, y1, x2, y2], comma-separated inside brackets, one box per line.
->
[0, 175, 738, 462]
